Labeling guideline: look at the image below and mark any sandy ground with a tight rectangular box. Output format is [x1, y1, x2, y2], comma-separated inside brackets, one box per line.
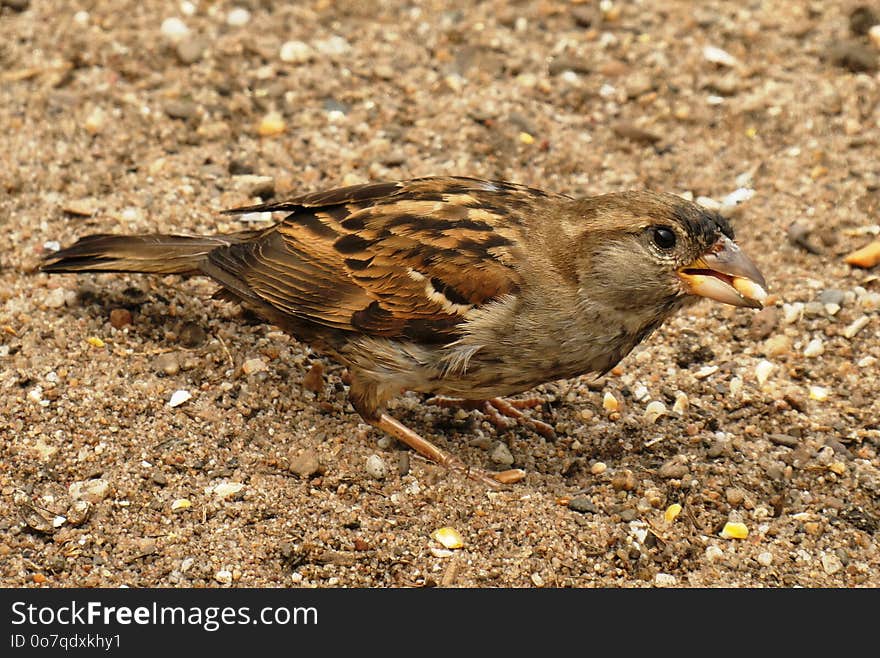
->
[1, 0, 879, 588]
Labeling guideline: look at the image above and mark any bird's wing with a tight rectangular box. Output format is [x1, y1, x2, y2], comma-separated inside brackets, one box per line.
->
[211, 177, 558, 342]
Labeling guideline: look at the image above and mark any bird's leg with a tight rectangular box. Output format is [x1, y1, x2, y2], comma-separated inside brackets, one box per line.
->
[428, 396, 556, 440]
[349, 375, 524, 487]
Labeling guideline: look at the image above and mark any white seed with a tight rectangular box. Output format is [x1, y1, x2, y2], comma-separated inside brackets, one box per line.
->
[755, 360, 774, 386]
[168, 389, 192, 407]
[672, 392, 689, 415]
[644, 401, 667, 424]
[694, 365, 718, 379]
[808, 385, 829, 401]
[729, 376, 743, 397]
[703, 45, 739, 67]
[803, 337, 824, 358]
[843, 316, 870, 339]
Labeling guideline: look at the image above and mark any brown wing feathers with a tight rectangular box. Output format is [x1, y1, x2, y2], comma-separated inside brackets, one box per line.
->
[42, 177, 537, 344]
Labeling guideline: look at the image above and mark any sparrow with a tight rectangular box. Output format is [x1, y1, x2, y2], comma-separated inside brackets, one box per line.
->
[41, 176, 767, 487]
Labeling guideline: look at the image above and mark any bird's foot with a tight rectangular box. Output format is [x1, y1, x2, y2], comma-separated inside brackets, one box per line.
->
[428, 396, 556, 440]
[373, 413, 525, 488]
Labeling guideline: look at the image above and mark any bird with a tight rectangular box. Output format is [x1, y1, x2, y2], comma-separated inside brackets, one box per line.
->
[41, 176, 767, 487]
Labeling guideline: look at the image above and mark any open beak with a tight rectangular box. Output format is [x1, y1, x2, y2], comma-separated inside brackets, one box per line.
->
[677, 235, 767, 309]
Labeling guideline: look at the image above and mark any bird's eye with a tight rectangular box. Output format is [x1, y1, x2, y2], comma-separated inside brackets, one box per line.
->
[652, 227, 677, 250]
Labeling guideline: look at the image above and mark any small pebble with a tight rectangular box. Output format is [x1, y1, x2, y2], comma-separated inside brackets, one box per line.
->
[242, 357, 266, 375]
[86, 336, 105, 348]
[672, 392, 688, 415]
[279, 40, 314, 64]
[214, 569, 233, 585]
[288, 450, 322, 478]
[168, 389, 192, 407]
[178, 321, 206, 347]
[763, 335, 790, 357]
[44, 288, 67, 309]
[590, 462, 607, 475]
[611, 469, 637, 491]
[705, 545, 724, 563]
[176, 38, 205, 64]
[489, 441, 515, 466]
[68, 479, 110, 503]
[757, 551, 774, 567]
[658, 459, 688, 479]
[654, 573, 678, 587]
[818, 289, 846, 306]
[821, 552, 843, 575]
[313, 35, 351, 57]
[84, 107, 106, 135]
[160, 17, 190, 43]
[226, 7, 251, 26]
[365, 454, 387, 480]
[153, 352, 180, 376]
[63, 199, 96, 216]
[568, 496, 597, 514]
[843, 316, 870, 338]
[782, 302, 804, 324]
[846, 242, 880, 268]
[109, 308, 132, 329]
[803, 337, 824, 358]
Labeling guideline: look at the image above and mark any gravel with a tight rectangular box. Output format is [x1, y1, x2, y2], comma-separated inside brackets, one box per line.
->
[1, 0, 878, 589]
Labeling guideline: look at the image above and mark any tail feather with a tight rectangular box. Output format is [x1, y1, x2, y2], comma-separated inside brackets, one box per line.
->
[41, 233, 252, 275]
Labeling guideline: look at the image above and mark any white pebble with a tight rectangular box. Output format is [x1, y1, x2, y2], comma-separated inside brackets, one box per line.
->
[168, 389, 192, 407]
[644, 400, 667, 424]
[208, 482, 244, 499]
[803, 337, 824, 358]
[705, 545, 724, 563]
[703, 45, 739, 67]
[696, 196, 721, 210]
[69, 479, 110, 503]
[313, 35, 351, 56]
[43, 240, 61, 252]
[226, 7, 251, 26]
[160, 17, 191, 43]
[782, 302, 804, 324]
[694, 365, 718, 379]
[654, 572, 678, 587]
[365, 454, 386, 480]
[821, 553, 843, 575]
[530, 572, 545, 587]
[214, 569, 233, 584]
[279, 40, 314, 64]
[180, 1, 196, 16]
[757, 552, 774, 567]
[755, 360, 774, 386]
[857, 355, 876, 368]
[843, 316, 870, 339]
[858, 292, 880, 311]
[242, 357, 266, 375]
[869, 24, 880, 50]
[728, 377, 743, 398]
[632, 384, 650, 402]
[44, 288, 68, 309]
[73, 10, 90, 26]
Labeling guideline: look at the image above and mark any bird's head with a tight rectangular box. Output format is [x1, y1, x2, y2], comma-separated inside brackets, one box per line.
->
[569, 191, 767, 321]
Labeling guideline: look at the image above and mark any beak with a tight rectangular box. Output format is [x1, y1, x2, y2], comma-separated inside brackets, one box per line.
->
[677, 235, 768, 309]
